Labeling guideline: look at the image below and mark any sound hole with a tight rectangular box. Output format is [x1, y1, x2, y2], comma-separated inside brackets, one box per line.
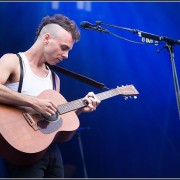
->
[42, 111, 59, 122]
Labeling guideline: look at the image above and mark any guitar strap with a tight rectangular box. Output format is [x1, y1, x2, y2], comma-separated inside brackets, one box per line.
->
[47, 64, 108, 90]
[16, 54, 57, 93]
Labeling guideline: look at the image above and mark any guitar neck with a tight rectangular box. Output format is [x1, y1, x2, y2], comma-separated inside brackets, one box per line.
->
[96, 88, 119, 101]
[57, 88, 119, 115]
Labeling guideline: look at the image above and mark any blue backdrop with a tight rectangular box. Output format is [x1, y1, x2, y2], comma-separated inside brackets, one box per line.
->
[0, 1, 180, 178]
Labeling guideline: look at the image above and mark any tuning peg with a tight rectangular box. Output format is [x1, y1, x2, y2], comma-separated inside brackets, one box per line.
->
[134, 96, 137, 99]
[124, 96, 128, 100]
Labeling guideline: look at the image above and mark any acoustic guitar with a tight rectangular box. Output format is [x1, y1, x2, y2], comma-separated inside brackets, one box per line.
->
[0, 84, 139, 165]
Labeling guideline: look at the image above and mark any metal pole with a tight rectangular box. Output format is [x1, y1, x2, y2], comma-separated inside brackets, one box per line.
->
[77, 130, 88, 178]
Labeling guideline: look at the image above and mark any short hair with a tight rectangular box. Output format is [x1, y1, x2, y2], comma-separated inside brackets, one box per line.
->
[35, 14, 80, 42]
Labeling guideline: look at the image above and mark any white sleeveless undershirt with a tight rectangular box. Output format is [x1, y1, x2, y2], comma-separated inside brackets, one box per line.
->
[5, 52, 53, 96]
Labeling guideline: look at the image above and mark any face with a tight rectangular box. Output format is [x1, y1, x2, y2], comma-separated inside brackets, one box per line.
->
[43, 26, 75, 65]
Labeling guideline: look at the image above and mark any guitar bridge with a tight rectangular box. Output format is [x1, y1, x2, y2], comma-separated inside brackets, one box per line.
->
[23, 113, 39, 131]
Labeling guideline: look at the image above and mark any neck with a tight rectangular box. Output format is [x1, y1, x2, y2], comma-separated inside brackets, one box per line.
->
[24, 41, 45, 67]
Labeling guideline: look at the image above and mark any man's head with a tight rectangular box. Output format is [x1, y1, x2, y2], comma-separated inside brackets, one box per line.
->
[36, 14, 80, 42]
[35, 14, 80, 65]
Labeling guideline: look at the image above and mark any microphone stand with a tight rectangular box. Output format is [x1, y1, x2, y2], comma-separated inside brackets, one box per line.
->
[94, 21, 180, 119]
[166, 44, 180, 119]
[76, 127, 91, 178]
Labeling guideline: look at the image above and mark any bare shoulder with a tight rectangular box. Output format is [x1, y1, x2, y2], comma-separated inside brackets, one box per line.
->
[0, 53, 19, 69]
[0, 53, 19, 63]
[0, 53, 20, 84]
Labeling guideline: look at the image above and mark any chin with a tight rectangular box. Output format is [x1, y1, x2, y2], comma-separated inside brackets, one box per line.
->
[48, 61, 57, 66]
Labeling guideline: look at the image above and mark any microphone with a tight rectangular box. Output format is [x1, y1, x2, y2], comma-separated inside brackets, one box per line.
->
[80, 21, 110, 33]
[80, 21, 98, 30]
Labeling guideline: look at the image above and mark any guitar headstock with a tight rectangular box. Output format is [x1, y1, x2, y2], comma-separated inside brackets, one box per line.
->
[116, 84, 139, 100]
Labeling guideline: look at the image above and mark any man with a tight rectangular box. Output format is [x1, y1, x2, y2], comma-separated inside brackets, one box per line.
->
[0, 14, 100, 178]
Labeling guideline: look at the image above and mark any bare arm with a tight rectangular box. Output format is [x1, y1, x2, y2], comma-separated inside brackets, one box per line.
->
[0, 53, 57, 116]
[0, 53, 30, 105]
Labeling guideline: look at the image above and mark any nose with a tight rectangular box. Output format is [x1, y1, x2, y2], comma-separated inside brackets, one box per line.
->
[62, 51, 68, 59]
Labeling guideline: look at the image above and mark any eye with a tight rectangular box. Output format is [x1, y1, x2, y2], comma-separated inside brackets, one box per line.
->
[61, 45, 69, 51]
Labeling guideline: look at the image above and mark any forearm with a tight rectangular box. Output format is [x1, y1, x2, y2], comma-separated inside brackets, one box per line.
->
[0, 84, 58, 116]
[0, 84, 34, 107]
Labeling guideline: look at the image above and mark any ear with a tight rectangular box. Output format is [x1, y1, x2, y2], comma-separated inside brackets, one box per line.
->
[44, 33, 51, 45]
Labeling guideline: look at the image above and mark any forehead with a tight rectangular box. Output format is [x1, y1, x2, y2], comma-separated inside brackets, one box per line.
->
[51, 24, 74, 49]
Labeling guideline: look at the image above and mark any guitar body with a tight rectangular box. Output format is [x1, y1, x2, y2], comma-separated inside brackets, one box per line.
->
[0, 89, 80, 165]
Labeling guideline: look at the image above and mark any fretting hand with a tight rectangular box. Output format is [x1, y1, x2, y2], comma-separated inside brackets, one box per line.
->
[76, 92, 101, 115]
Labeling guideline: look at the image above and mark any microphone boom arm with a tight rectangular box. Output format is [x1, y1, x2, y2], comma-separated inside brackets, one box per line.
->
[97, 21, 180, 45]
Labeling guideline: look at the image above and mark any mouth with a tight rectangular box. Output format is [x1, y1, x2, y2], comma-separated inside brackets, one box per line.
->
[57, 58, 62, 63]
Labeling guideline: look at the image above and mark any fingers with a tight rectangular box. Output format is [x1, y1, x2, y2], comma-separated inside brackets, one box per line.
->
[46, 102, 57, 116]
[83, 92, 101, 112]
[33, 98, 57, 117]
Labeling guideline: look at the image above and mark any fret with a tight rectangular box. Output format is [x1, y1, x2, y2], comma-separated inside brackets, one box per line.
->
[57, 99, 87, 114]
[96, 89, 119, 101]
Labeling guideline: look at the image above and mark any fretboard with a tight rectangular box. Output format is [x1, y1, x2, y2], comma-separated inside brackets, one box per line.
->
[57, 88, 120, 115]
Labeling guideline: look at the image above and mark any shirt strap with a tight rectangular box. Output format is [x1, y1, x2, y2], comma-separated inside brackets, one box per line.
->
[16, 53, 24, 93]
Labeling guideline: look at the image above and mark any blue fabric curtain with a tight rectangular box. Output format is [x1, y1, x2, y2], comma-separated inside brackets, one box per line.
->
[0, 2, 180, 178]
